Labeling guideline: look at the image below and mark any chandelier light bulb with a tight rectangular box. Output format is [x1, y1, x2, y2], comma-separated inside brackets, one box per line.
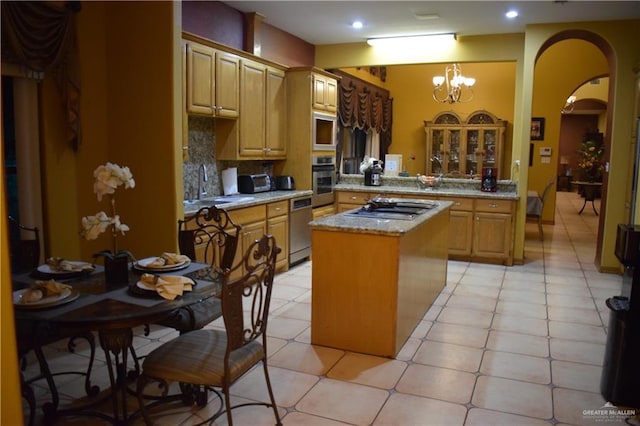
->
[432, 63, 475, 104]
[562, 95, 577, 113]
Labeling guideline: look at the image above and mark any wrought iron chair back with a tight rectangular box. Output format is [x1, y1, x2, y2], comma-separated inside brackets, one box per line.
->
[157, 206, 242, 333]
[178, 206, 241, 271]
[8, 215, 40, 273]
[136, 234, 282, 426]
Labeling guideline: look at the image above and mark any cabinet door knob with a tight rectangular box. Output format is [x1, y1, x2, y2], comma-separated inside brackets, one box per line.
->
[351, 196, 357, 200]
[489, 203, 499, 208]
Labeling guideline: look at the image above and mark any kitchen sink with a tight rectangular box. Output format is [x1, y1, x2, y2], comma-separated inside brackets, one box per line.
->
[212, 196, 255, 203]
[183, 196, 255, 210]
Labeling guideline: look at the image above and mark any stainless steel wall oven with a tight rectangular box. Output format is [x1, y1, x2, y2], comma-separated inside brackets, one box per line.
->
[312, 155, 336, 207]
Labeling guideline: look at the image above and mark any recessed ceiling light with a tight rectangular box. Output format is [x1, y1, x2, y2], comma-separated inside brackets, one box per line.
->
[352, 21, 363, 29]
[505, 10, 518, 19]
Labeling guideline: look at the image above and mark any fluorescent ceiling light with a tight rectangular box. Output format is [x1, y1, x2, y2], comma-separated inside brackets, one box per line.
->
[367, 33, 456, 47]
[352, 21, 363, 29]
[505, 10, 518, 19]
[414, 13, 440, 21]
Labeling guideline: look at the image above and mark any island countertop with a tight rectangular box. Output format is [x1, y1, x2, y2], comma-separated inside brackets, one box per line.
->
[335, 175, 519, 201]
[309, 198, 453, 236]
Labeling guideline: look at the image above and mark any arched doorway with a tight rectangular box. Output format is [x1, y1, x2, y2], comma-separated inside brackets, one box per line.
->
[530, 32, 615, 268]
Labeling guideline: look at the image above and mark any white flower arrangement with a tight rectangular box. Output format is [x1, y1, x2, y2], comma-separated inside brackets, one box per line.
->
[359, 156, 383, 173]
[81, 163, 135, 256]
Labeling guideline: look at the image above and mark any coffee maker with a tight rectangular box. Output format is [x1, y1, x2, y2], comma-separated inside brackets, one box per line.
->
[481, 167, 497, 192]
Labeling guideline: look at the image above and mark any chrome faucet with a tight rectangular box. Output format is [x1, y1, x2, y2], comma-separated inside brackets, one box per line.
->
[197, 164, 208, 200]
[431, 155, 443, 176]
[431, 155, 444, 187]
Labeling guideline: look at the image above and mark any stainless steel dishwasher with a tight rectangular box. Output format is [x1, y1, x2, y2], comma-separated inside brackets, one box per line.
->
[289, 195, 313, 266]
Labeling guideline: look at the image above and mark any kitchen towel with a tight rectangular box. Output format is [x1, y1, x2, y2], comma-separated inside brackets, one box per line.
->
[221, 167, 238, 195]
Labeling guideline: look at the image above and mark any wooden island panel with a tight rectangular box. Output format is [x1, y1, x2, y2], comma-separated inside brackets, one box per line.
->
[311, 207, 449, 357]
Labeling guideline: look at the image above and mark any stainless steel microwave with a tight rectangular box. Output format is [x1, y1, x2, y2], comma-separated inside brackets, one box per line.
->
[312, 111, 337, 151]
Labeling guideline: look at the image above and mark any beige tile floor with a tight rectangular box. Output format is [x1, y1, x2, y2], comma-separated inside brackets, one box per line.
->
[22, 190, 640, 425]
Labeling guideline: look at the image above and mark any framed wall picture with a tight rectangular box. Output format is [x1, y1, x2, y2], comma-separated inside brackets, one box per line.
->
[531, 117, 545, 140]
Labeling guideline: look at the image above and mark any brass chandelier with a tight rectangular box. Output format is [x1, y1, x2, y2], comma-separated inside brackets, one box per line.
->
[432, 63, 475, 104]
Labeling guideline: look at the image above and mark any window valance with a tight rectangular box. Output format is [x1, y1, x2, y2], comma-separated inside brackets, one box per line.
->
[1, 1, 82, 150]
[334, 72, 393, 134]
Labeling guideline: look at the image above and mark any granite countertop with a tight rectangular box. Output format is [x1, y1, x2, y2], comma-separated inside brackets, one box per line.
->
[309, 198, 453, 236]
[336, 175, 519, 201]
[183, 189, 313, 215]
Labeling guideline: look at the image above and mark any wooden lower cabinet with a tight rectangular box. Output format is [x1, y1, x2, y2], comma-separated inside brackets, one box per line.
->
[473, 212, 512, 259]
[472, 198, 514, 264]
[449, 210, 474, 256]
[227, 205, 266, 280]
[267, 200, 289, 272]
[336, 189, 515, 265]
[337, 191, 371, 212]
[312, 204, 336, 220]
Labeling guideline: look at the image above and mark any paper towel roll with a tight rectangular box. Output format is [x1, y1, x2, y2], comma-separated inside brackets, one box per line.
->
[222, 168, 238, 195]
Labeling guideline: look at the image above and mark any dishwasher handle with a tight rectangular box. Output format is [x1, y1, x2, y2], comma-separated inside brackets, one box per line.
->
[291, 197, 312, 211]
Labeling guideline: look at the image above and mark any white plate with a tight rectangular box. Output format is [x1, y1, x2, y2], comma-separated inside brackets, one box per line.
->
[13, 288, 79, 309]
[37, 262, 93, 275]
[134, 257, 190, 271]
[137, 280, 157, 291]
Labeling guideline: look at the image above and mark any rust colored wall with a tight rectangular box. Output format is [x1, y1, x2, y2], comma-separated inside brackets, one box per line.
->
[182, 1, 314, 67]
[182, 1, 244, 50]
[558, 114, 600, 176]
[262, 23, 314, 67]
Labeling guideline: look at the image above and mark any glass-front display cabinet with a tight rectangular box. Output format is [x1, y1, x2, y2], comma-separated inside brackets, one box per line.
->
[425, 110, 507, 178]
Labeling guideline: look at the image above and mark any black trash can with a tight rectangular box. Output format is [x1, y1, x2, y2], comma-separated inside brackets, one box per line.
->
[601, 225, 640, 408]
[600, 296, 631, 404]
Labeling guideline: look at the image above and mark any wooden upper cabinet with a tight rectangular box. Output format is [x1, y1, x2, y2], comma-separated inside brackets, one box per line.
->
[186, 41, 214, 115]
[265, 67, 287, 158]
[185, 40, 239, 118]
[218, 58, 287, 160]
[312, 73, 338, 113]
[239, 59, 267, 157]
[214, 51, 240, 118]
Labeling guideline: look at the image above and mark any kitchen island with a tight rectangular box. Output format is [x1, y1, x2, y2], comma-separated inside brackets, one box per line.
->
[309, 198, 452, 357]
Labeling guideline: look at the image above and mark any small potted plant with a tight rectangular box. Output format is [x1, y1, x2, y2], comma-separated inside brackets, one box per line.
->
[577, 140, 605, 183]
[80, 162, 136, 285]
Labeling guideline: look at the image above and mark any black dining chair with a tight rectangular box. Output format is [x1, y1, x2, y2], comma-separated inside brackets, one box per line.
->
[136, 234, 282, 426]
[8, 215, 41, 273]
[156, 206, 242, 332]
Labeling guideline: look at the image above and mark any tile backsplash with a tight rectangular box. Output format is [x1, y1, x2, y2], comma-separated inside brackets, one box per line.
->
[183, 115, 276, 200]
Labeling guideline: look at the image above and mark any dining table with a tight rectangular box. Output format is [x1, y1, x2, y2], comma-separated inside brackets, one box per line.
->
[12, 259, 222, 425]
[573, 181, 602, 215]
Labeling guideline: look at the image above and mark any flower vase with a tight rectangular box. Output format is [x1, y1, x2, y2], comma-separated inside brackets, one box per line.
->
[104, 256, 129, 287]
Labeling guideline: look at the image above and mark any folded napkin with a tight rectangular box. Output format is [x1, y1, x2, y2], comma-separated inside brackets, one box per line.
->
[146, 252, 190, 268]
[140, 273, 193, 300]
[21, 280, 72, 303]
[46, 257, 95, 272]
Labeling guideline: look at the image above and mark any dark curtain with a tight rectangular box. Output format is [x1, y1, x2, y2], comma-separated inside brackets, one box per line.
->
[1, 1, 82, 150]
[333, 70, 393, 167]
